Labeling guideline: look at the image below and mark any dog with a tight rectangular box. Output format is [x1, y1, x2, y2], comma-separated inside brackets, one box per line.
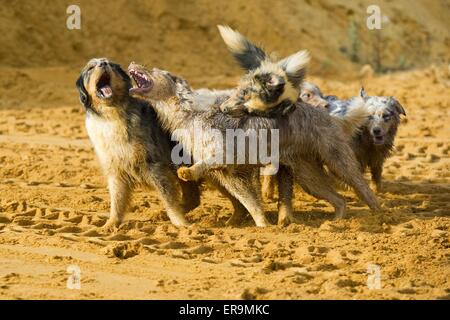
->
[192, 27, 369, 207]
[214, 26, 379, 213]
[299, 83, 406, 191]
[300, 82, 359, 116]
[127, 58, 380, 226]
[75, 58, 200, 230]
[128, 63, 273, 226]
[216, 30, 367, 136]
[125, 26, 381, 223]
[214, 27, 368, 140]
[217, 25, 308, 117]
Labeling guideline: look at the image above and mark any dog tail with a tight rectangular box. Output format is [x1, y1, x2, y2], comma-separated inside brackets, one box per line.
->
[217, 25, 268, 71]
[331, 97, 369, 138]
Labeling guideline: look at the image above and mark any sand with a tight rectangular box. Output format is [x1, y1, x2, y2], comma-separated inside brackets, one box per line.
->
[0, 0, 449, 300]
[0, 66, 449, 299]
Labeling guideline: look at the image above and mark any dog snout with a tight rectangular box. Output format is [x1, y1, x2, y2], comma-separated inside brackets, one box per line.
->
[272, 76, 285, 88]
[318, 100, 329, 109]
[372, 127, 382, 135]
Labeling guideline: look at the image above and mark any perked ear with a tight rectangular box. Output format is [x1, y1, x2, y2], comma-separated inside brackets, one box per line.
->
[217, 25, 267, 71]
[277, 50, 310, 88]
[75, 74, 91, 109]
[359, 86, 368, 100]
[389, 97, 406, 116]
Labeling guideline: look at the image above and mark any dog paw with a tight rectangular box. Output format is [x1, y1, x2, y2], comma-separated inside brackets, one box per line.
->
[101, 218, 121, 233]
[177, 167, 197, 182]
[255, 217, 270, 227]
[333, 207, 346, 220]
[375, 183, 384, 193]
[262, 190, 276, 202]
[225, 212, 245, 227]
[277, 214, 299, 227]
[169, 215, 191, 227]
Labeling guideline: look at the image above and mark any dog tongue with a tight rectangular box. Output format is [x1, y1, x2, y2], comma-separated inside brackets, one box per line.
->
[100, 85, 112, 98]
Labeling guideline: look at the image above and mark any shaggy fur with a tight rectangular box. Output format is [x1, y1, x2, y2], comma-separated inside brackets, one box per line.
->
[300, 83, 406, 191]
[129, 64, 273, 226]
[128, 63, 381, 225]
[217, 25, 309, 116]
[356, 88, 406, 191]
[214, 27, 374, 209]
[76, 58, 200, 230]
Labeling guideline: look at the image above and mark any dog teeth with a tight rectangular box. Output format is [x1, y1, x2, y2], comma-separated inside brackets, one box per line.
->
[130, 68, 149, 89]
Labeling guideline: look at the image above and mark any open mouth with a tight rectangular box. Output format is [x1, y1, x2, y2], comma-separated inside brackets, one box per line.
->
[373, 135, 385, 145]
[96, 72, 112, 99]
[128, 67, 153, 95]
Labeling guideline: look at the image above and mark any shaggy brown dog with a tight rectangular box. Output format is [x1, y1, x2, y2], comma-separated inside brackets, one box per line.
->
[76, 58, 200, 230]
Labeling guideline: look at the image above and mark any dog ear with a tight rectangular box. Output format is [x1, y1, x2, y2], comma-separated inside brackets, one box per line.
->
[277, 50, 310, 88]
[217, 25, 267, 71]
[359, 86, 368, 100]
[302, 82, 323, 97]
[75, 74, 91, 108]
[167, 73, 183, 84]
[389, 97, 406, 116]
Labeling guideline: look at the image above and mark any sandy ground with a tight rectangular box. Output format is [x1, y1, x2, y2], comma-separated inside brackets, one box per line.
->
[0, 0, 449, 300]
[0, 65, 449, 300]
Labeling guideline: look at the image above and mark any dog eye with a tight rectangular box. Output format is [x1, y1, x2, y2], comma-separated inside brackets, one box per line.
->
[302, 93, 311, 99]
[383, 115, 391, 121]
[368, 115, 374, 120]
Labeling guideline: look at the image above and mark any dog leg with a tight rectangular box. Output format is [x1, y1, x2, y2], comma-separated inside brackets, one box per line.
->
[262, 174, 276, 201]
[324, 144, 381, 211]
[277, 165, 297, 225]
[148, 164, 190, 227]
[370, 162, 383, 193]
[341, 171, 380, 211]
[210, 179, 249, 226]
[212, 170, 269, 227]
[177, 159, 225, 182]
[103, 175, 131, 231]
[179, 180, 201, 213]
[294, 159, 347, 219]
